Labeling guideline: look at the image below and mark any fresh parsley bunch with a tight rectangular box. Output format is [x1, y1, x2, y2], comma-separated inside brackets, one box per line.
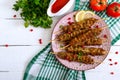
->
[13, 0, 52, 28]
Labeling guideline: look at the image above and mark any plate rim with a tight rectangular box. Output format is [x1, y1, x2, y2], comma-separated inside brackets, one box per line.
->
[51, 11, 111, 71]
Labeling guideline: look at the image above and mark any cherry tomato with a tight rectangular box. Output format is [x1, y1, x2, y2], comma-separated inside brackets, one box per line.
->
[90, 0, 107, 11]
[106, 2, 120, 18]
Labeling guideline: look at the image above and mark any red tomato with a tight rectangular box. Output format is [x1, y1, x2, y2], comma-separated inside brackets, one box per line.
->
[106, 2, 120, 18]
[90, 0, 107, 11]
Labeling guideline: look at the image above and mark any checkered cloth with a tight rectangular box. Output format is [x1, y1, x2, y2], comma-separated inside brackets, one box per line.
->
[23, 0, 120, 80]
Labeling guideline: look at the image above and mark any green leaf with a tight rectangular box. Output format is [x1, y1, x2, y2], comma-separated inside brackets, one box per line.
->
[78, 51, 83, 59]
[13, 4, 19, 11]
[12, 0, 52, 28]
[24, 21, 29, 28]
[35, 0, 39, 5]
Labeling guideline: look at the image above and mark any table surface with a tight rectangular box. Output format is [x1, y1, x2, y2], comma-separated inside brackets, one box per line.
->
[0, 0, 120, 80]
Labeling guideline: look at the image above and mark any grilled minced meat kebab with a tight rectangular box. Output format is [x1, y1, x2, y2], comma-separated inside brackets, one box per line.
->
[66, 46, 107, 56]
[72, 38, 104, 46]
[69, 27, 103, 46]
[57, 29, 90, 42]
[57, 52, 94, 64]
[60, 18, 98, 33]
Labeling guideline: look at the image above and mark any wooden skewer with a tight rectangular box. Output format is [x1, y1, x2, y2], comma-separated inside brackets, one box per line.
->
[53, 29, 62, 34]
[59, 44, 70, 50]
[100, 26, 108, 30]
[95, 61, 104, 64]
[50, 52, 58, 54]
[49, 36, 61, 42]
[50, 51, 56, 54]
[102, 18, 109, 20]
[49, 39, 57, 42]
[102, 38, 108, 43]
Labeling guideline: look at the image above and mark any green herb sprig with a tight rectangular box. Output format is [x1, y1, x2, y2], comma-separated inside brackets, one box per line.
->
[78, 51, 83, 59]
[13, 0, 52, 28]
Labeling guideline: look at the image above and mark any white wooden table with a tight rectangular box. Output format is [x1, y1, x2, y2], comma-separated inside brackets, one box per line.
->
[0, 0, 120, 80]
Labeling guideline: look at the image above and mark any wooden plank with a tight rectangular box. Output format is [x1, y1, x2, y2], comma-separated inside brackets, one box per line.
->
[0, 46, 45, 72]
[0, 45, 120, 80]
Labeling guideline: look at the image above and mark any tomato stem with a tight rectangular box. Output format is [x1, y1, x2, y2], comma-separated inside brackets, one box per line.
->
[96, 0, 103, 5]
[99, 0, 103, 5]
[114, 6, 119, 12]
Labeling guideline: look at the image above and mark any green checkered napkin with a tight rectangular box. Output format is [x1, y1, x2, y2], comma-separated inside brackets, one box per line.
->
[23, 0, 120, 80]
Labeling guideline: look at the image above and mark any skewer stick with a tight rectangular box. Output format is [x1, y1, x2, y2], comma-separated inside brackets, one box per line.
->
[94, 18, 107, 24]
[49, 37, 59, 42]
[53, 29, 62, 34]
[95, 61, 104, 64]
[93, 18, 107, 27]
[50, 52, 57, 54]
[102, 38, 107, 43]
[59, 44, 70, 50]
[101, 26, 108, 30]
[102, 18, 109, 20]
[49, 39, 56, 42]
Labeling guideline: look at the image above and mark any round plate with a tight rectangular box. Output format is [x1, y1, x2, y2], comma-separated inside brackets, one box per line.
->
[51, 11, 111, 70]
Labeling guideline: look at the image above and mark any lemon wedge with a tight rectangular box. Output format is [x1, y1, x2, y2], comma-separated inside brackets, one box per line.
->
[75, 11, 95, 22]
[75, 10, 85, 22]
[83, 11, 95, 19]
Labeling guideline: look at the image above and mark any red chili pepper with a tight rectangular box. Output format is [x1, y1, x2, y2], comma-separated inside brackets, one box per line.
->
[51, 0, 69, 13]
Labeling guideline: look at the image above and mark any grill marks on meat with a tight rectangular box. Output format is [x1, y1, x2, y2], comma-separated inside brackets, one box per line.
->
[73, 37, 103, 46]
[60, 18, 98, 33]
[57, 29, 89, 42]
[69, 27, 102, 46]
[57, 52, 94, 64]
[66, 46, 107, 56]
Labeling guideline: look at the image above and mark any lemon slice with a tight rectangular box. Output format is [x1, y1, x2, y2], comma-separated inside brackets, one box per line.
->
[75, 11, 95, 22]
[75, 10, 85, 22]
[83, 11, 95, 19]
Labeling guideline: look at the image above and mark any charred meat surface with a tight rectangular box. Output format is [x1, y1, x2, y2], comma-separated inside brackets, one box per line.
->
[57, 52, 94, 64]
[60, 18, 98, 33]
[66, 46, 107, 56]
